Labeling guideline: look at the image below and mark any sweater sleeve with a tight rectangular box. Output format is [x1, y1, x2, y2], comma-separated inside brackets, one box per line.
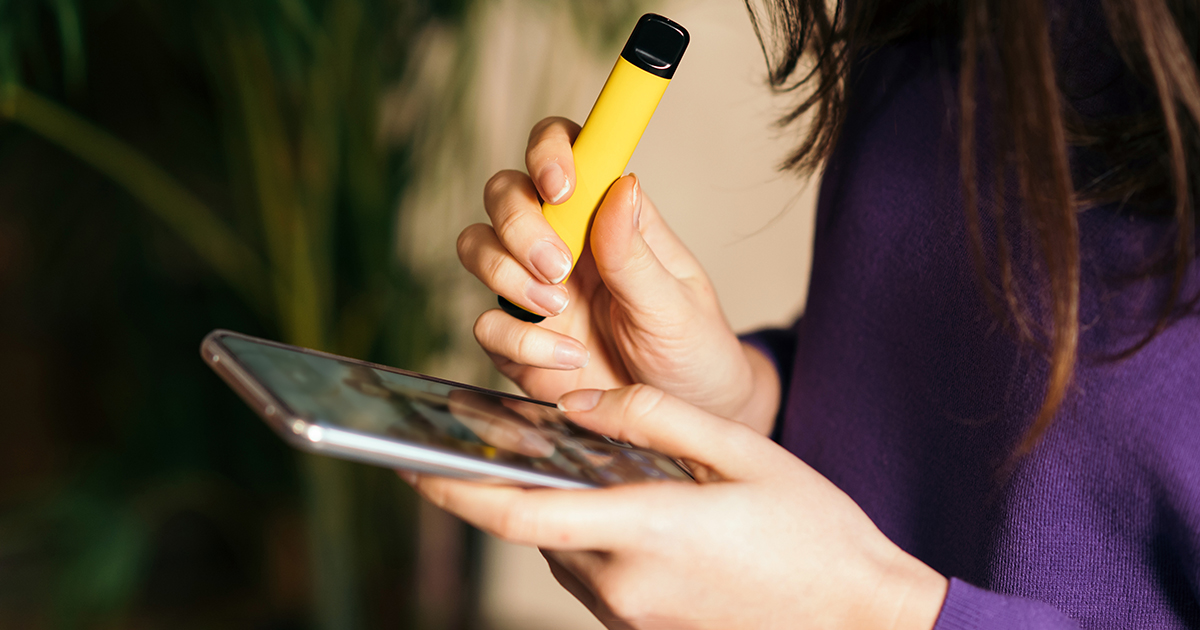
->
[934, 579, 1081, 630]
[739, 323, 800, 444]
[740, 325, 797, 380]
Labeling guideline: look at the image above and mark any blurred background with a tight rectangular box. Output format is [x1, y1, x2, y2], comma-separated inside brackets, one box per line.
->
[0, 0, 814, 628]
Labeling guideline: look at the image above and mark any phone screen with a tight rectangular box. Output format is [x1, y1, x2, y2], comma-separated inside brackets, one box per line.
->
[220, 336, 692, 486]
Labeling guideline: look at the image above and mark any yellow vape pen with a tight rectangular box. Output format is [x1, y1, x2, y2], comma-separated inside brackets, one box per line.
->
[500, 13, 690, 323]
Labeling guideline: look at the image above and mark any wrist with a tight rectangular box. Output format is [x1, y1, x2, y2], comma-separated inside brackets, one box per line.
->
[726, 342, 781, 436]
[860, 548, 948, 630]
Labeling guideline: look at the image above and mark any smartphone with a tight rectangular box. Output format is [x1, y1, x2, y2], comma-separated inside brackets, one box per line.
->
[201, 330, 694, 489]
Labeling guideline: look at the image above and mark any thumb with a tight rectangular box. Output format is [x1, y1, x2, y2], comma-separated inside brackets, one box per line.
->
[556, 385, 783, 481]
[588, 175, 687, 317]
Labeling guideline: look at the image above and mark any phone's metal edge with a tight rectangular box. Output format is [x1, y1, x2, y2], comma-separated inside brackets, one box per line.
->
[205, 329, 556, 408]
[206, 330, 696, 481]
[201, 332, 293, 435]
[201, 330, 602, 489]
[304, 424, 597, 489]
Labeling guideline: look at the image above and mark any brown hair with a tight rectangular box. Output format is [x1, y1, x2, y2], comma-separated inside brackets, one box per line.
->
[746, 0, 1200, 455]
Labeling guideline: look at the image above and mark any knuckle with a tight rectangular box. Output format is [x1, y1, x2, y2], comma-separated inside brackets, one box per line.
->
[474, 311, 519, 355]
[528, 116, 562, 143]
[456, 223, 490, 263]
[513, 325, 543, 360]
[549, 116, 581, 136]
[620, 244, 659, 278]
[528, 116, 579, 151]
[472, 312, 495, 345]
[492, 201, 528, 243]
[480, 248, 511, 287]
[528, 117, 553, 142]
[483, 170, 517, 203]
[621, 384, 666, 424]
[494, 501, 536, 543]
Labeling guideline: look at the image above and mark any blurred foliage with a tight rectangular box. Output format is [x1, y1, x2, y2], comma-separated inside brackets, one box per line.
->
[560, 0, 647, 51]
[0, 0, 649, 628]
[0, 0, 465, 627]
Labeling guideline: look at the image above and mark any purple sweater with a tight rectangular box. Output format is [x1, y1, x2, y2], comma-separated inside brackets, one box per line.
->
[742, 6, 1200, 630]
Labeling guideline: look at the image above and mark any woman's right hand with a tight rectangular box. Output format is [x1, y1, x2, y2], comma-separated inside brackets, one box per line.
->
[457, 117, 780, 434]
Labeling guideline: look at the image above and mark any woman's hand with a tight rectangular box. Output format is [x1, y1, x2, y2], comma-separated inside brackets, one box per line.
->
[457, 117, 779, 433]
[406, 385, 948, 630]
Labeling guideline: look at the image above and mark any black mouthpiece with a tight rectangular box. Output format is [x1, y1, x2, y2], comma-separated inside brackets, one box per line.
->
[499, 296, 546, 323]
[619, 14, 689, 79]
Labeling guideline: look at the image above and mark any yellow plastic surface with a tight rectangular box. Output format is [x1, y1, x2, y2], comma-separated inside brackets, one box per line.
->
[543, 57, 670, 271]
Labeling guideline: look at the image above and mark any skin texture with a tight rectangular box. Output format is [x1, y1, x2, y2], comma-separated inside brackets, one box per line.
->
[439, 116, 950, 627]
[406, 385, 949, 630]
[457, 117, 780, 434]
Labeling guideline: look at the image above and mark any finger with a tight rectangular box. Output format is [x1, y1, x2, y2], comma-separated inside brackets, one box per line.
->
[556, 385, 785, 481]
[616, 181, 709, 284]
[411, 475, 643, 551]
[458, 222, 570, 317]
[587, 176, 691, 318]
[447, 389, 556, 458]
[526, 117, 581, 206]
[482, 170, 574, 286]
[474, 308, 590, 370]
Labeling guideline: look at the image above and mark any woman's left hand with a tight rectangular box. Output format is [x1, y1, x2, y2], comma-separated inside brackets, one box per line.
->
[406, 385, 948, 630]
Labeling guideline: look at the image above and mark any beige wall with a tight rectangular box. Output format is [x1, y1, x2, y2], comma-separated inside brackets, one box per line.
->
[398, 0, 816, 382]
[471, 1, 817, 628]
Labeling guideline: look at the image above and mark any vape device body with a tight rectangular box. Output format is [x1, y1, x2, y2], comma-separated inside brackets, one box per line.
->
[500, 13, 690, 323]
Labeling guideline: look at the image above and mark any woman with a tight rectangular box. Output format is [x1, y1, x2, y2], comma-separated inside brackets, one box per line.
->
[406, 0, 1200, 627]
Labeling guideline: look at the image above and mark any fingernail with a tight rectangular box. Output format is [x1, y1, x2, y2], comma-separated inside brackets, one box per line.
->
[530, 240, 572, 284]
[557, 389, 604, 413]
[399, 471, 418, 484]
[554, 341, 589, 369]
[539, 162, 570, 204]
[525, 279, 569, 315]
[630, 174, 642, 230]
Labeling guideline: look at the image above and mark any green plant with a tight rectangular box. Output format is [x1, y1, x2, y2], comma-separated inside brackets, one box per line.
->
[0, 1, 650, 627]
[1, 0, 459, 627]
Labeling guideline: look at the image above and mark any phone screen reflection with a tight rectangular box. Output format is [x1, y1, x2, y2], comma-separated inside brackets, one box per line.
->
[223, 337, 691, 485]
